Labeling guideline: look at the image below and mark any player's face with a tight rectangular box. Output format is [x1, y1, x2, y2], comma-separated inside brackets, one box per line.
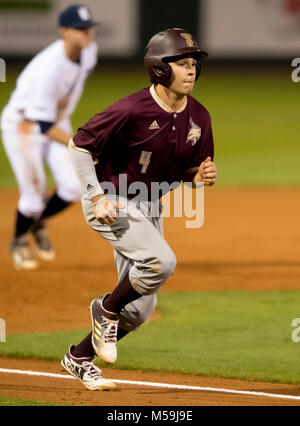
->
[168, 57, 197, 95]
[62, 27, 95, 48]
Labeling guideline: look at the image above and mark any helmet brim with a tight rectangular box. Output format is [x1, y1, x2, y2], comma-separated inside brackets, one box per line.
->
[162, 50, 208, 63]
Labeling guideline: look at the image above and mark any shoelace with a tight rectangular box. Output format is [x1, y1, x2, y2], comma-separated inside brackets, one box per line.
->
[18, 245, 34, 261]
[102, 320, 118, 343]
[82, 362, 103, 379]
[34, 229, 52, 250]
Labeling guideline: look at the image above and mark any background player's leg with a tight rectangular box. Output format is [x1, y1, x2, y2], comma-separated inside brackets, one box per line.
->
[46, 140, 82, 206]
[14, 210, 35, 237]
[30, 192, 72, 260]
[39, 193, 71, 220]
[37, 130, 79, 222]
[3, 129, 47, 218]
[2, 128, 47, 269]
[32, 140, 82, 259]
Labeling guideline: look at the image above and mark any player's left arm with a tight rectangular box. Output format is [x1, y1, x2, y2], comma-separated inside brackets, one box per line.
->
[182, 108, 217, 187]
[183, 157, 218, 187]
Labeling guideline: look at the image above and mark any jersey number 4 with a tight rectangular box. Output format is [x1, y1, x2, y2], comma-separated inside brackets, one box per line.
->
[139, 151, 152, 174]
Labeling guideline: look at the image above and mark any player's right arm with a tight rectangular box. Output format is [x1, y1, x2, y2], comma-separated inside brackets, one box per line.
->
[69, 138, 123, 224]
[44, 125, 72, 146]
[69, 98, 130, 223]
[19, 118, 72, 145]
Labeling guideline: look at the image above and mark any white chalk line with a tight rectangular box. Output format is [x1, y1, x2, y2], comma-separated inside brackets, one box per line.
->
[1, 367, 300, 402]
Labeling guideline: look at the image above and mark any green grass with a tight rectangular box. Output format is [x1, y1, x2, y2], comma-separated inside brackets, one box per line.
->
[197, 69, 300, 186]
[0, 396, 70, 406]
[0, 64, 299, 187]
[1, 291, 300, 384]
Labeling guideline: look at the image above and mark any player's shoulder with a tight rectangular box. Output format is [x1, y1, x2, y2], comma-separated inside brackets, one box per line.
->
[105, 88, 150, 114]
[31, 40, 66, 75]
[121, 87, 154, 117]
[14, 40, 63, 89]
[187, 95, 212, 121]
[35, 40, 64, 62]
[120, 87, 151, 107]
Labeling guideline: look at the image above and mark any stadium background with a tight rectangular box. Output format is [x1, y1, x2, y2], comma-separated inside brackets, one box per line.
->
[0, 0, 300, 406]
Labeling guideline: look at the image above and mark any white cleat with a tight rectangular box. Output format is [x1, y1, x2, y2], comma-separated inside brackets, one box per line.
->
[31, 222, 55, 261]
[61, 346, 116, 391]
[11, 236, 38, 271]
[90, 297, 119, 364]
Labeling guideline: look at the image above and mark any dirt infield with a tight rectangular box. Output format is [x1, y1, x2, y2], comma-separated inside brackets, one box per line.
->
[1, 358, 300, 406]
[1, 187, 300, 406]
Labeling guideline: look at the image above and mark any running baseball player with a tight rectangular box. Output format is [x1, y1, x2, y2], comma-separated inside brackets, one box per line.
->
[0, 4, 98, 270]
[61, 28, 218, 390]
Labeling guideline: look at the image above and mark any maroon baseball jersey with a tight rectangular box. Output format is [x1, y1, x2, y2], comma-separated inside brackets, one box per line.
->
[73, 85, 214, 199]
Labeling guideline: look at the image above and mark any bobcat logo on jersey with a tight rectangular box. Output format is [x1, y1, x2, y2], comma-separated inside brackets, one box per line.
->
[186, 118, 201, 145]
[180, 33, 194, 47]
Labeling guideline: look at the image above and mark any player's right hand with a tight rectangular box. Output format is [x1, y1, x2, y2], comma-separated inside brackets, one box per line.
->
[92, 196, 124, 225]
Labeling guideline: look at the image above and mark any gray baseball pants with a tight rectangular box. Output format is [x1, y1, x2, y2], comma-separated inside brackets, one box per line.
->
[82, 194, 177, 332]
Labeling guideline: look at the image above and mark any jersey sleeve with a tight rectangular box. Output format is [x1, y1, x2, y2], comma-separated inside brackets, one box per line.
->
[23, 67, 60, 122]
[82, 41, 98, 71]
[185, 111, 214, 170]
[73, 98, 131, 157]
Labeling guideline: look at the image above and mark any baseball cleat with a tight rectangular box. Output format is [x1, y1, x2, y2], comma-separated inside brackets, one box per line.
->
[30, 221, 55, 261]
[90, 296, 119, 364]
[61, 345, 116, 391]
[10, 236, 38, 271]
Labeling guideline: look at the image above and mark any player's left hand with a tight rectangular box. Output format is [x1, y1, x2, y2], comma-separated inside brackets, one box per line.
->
[196, 157, 218, 186]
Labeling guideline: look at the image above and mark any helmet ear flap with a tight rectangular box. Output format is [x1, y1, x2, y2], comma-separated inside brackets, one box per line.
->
[153, 63, 172, 84]
[195, 62, 201, 81]
[145, 57, 203, 84]
[145, 59, 172, 85]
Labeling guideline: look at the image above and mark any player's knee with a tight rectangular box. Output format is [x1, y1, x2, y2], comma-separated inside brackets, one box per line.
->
[158, 250, 177, 281]
[19, 195, 44, 217]
[143, 250, 176, 293]
[129, 249, 176, 296]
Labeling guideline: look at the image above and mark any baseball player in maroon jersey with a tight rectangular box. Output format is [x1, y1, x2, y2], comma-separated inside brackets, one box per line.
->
[61, 28, 218, 390]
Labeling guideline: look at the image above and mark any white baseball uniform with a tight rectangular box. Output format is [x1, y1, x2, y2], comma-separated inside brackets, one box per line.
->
[0, 39, 98, 217]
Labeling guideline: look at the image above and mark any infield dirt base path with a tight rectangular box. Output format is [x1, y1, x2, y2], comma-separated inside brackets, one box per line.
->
[1, 358, 300, 406]
[1, 187, 300, 406]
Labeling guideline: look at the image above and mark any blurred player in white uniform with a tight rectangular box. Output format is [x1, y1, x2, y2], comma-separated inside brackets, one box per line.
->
[0, 5, 98, 270]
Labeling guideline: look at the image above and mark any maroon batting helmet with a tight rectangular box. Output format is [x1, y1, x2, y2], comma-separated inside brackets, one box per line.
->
[144, 28, 208, 85]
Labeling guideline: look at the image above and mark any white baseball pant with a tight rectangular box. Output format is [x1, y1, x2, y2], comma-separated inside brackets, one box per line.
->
[1, 108, 82, 218]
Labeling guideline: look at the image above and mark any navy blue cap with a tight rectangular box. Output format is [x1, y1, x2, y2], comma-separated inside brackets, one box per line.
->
[59, 4, 98, 29]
